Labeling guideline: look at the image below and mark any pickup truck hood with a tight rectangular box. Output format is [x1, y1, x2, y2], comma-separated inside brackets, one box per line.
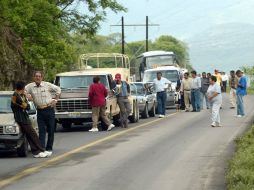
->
[0, 113, 16, 126]
[60, 88, 89, 99]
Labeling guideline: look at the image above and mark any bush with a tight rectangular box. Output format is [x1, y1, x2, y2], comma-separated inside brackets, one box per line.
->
[226, 125, 254, 190]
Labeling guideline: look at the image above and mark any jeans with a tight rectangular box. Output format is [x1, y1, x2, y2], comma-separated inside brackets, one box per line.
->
[37, 107, 55, 151]
[191, 89, 201, 112]
[237, 94, 245, 116]
[200, 91, 210, 109]
[157, 91, 167, 115]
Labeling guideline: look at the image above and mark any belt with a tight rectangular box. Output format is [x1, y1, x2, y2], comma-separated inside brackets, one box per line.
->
[37, 104, 53, 110]
[191, 88, 199, 91]
[184, 89, 191, 91]
[157, 91, 166, 93]
[117, 96, 128, 99]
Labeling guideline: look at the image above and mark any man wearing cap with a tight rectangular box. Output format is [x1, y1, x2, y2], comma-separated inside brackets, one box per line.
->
[114, 73, 131, 128]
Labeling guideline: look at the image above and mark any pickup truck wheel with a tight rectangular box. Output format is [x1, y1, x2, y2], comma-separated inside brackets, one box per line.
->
[113, 114, 121, 126]
[141, 103, 149, 119]
[149, 102, 156, 117]
[17, 137, 28, 157]
[62, 121, 72, 129]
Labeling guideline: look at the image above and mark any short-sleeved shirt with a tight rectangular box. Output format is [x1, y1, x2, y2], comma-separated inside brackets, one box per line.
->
[207, 83, 222, 103]
[236, 76, 247, 96]
[191, 77, 201, 89]
[153, 77, 171, 92]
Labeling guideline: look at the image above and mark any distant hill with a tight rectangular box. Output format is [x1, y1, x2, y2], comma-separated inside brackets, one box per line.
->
[187, 23, 254, 73]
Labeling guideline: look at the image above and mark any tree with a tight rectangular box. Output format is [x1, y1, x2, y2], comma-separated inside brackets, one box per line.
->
[0, 0, 125, 89]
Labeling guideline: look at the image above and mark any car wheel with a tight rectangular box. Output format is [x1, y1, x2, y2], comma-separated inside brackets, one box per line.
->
[62, 121, 72, 129]
[149, 102, 156, 117]
[129, 101, 137, 123]
[141, 103, 149, 119]
[17, 137, 28, 157]
[113, 114, 121, 127]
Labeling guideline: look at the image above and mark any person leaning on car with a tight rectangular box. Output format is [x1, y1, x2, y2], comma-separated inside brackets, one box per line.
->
[88, 76, 115, 132]
[11, 81, 50, 158]
[25, 71, 61, 156]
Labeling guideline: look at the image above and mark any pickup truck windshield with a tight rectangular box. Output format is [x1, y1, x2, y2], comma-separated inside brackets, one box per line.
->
[57, 75, 108, 89]
[143, 70, 179, 83]
[0, 95, 12, 113]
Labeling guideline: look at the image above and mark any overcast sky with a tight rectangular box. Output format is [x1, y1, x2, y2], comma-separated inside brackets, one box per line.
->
[98, 0, 254, 42]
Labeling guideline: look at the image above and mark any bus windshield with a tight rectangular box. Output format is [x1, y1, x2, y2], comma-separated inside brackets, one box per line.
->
[146, 55, 174, 69]
[143, 70, 179, 83]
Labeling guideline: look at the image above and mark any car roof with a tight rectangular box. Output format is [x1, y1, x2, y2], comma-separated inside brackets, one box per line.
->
[137, 51, 174, 58]
[145, 66, 180, 72]
[0, 91, 13, 95]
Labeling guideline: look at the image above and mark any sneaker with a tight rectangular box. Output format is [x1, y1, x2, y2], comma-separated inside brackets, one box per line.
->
[237, 115, 243, 118]
[89, 128, 99, 132]
[33, 152, 48, 158]
[216, 123, 222, 127]
[107, 124, 115, 131]
[211, 122, 216, 127]
[44, 151, 52, 157]
[159, 115, 165, 118]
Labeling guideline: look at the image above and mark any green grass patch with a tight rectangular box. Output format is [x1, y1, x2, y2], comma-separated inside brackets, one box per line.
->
[247, 82, 254, 95]
[226, 126, 254, 190]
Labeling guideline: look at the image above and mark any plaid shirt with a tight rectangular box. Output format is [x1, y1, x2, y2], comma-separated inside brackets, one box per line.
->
[25, 81, 61, 108]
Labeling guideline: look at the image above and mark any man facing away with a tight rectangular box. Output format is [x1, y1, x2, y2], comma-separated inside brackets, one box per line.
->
[229, 70, 238, 109]
[88, 76, 115, 132]
[236, 70, 247, 117]
[153, 72, 170, 118]
[26, 71, 61, 156]
[191, 70, 201, 112]
[200, 72, 210, 109]
[114, 73, 131, 128]
[180, 72, 192, 112]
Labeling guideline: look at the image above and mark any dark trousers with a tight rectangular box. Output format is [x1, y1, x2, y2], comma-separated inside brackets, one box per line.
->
[117, 97, 132, 127]
[37, 108, 55, 151]
[157, 91, 167, 115]
[222, 81, 227, 92]
[191, 89, 201, 112]
[180, 94, 185, 110]
[18, 122, 45, 155]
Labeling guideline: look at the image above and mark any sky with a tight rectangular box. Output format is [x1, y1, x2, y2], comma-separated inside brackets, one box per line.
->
[98, 0, 254, 42]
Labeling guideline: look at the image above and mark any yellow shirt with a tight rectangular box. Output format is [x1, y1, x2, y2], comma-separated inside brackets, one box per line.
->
[214, 73, 222, 85]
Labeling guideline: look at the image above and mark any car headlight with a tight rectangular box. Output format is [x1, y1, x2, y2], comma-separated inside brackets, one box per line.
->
[5, 124, 19, 134]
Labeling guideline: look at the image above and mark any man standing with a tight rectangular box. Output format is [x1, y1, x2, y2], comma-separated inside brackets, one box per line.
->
[200, 72, 210, 109]
[229, 70, 238, 109]
[177, 74, 185, 110]
[221, 72, 229, 92]
[115, 73, 131, 128]
[88, 76, 115, 132]
[11, 81, 49, 158]
[236, 70, 247, 117]
[26, 71, 61, 155]
[153, 72, 170, 118]
[180, 72, 192, 112]
[191, 70, 201, 112]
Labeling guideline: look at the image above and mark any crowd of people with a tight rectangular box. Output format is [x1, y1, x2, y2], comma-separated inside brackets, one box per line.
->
[10, 69, 247, 158]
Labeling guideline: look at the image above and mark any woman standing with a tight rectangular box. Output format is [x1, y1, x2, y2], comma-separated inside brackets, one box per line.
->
[207, 76, 222, 127]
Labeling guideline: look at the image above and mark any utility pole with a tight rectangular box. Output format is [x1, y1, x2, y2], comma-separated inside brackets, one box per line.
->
[121, 16, 125, 54]
[110, 16, 159, 53]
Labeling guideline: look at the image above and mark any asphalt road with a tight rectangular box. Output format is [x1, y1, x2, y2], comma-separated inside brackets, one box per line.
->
[1, 94, 254, 190]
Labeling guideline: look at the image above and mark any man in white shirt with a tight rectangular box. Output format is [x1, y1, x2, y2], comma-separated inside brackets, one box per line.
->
[153, 72, 170, 118]
[191, 70, 201, 112]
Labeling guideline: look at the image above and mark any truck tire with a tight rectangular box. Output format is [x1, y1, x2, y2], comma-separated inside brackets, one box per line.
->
[141, 103, 149, 119]
[17, 137, 28, 157]
[113, 114, 121, 127]
[62, 121, 72, 129]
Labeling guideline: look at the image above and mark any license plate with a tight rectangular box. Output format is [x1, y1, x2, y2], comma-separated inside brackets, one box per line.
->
[68, 112, 81, 118]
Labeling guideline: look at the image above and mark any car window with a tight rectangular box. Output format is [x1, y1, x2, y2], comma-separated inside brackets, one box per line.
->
[0, 95, 12, 113]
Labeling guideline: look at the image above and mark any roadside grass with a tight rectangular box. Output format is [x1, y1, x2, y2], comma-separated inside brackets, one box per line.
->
[247, 82, 254, 95]
[226, 125, 254, 190]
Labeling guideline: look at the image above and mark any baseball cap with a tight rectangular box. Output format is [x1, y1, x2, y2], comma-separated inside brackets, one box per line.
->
[115, 73, 121, 80]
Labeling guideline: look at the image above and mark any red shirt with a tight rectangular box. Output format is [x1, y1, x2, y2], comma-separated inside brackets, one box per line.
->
[88, 83, 108, 107]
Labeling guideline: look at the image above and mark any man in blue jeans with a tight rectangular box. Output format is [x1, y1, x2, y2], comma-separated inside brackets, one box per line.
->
[153, 72, 170, 118]
[236, 70, 247, 117]
[191, 70, 201, 112]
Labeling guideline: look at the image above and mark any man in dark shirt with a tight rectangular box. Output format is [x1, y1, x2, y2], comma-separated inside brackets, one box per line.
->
[11, 81, 49, 158]
[200, 72, 210, 109]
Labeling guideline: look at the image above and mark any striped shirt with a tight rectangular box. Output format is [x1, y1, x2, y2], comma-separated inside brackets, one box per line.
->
[25, 81, 61, 108]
